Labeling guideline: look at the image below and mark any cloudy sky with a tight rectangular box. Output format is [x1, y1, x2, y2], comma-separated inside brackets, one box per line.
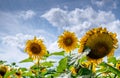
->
[0, 0, 120, 66]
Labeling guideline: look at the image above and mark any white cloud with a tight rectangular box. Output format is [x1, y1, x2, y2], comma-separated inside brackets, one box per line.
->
[0, 43, 34, 67]
[41, 8, 68, 28]
[0, 11, 33, 35]
[1, 33, 45, 51]
[41, 7, 120, 36]
[91, 0, 105, 7]
[0, 46, 27, 62]
[48, 41, 62, 52]
[18, 10, 36, 20]
[91, 0, 117, 9]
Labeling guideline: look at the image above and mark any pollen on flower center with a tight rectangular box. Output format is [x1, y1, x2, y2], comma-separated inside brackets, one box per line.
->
[30, 43, 41, 54]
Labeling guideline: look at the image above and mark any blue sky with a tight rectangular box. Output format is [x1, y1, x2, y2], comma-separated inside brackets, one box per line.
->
[0, 0, 120, 66]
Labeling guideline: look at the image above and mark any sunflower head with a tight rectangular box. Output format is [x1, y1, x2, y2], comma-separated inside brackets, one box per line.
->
[116, 62, 120, 70]
[15, 71, 22, 78]
[81, 62, 90, 68]
[70, 66, 77, 75]
[79, 27, 118, 64]
[58, 31, 78, 52]
[0, 65, 8, 76]
[41, 68, 47, 73]
[25, 36, 47, 60]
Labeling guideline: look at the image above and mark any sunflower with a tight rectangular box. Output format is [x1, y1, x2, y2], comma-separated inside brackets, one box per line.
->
[25, 37, 47, 60]
[58, 31, 78, 52]
[41, 68, 47, 73]
[116, 62, 120, 70]
[15, 72, 22, 78]
[70, 66, 77, 75]
[0, 65, 8, 77]
[15, 70, 22, 78]
[78, 27, 118, 64]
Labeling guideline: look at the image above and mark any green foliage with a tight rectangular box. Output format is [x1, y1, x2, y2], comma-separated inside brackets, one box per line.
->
[107, 56, 117, 65]
[57, 57, 68, 72]
[0, 60, 6, 65]
[4, 69, 16, 78]
[1, 47, 120, 78]
[19, 57, 33, 63]
[78, 68, 92, 76]
[19, 67, 27, 71]
[79, 55, 87, 63]
[50, 51, 65, 56]
[41, 61, 54, 68]
[100, 62, 120, 77]
[22, 71, 33, 77]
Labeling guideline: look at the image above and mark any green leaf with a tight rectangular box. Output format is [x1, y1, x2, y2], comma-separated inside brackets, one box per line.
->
[57, 57, 68, 72]
[79, 55, 87, 63]
[19, 57, 33, 63]
[22, 71, 33, 76]
[100, 62, 120, 77]
[41, 61, 54, 67]
[107, 56, 117, 64]
[4, 69, 16, 78]
[78, 68, 92, 76]
[52, 73, 60, 77]
[50, 51, 65, 56]
[0, 60, 6, 64]
[43, 51, 51, 58]
[19, 67, 27, 71]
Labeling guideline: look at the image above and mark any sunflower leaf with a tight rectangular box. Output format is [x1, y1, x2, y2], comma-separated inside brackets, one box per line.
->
[0, 60, 7, 64]
[19, 57, 33, 63]
[57, 57, 68, 72]
[50, 51, 65, 56]
[100, 62, 120, 77]
[4, 69, 16, 78]
[107, 56, 117, 64]
[79, 55, 87, 63]
[78, 68, 92, 76]
[22, 71, 33, 76]
[19, 67, 27, 71]
[41, 61, 54, 67]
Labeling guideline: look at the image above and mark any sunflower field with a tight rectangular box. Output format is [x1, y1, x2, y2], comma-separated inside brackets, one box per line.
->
[0, 27, 120, 78]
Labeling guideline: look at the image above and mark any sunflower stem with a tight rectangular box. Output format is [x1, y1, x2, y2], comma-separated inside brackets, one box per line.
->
[37, 59, 40, 78]
[114, 74, 117, 78]
[95, 73, 102, 78]
[69, 51, 71, 56]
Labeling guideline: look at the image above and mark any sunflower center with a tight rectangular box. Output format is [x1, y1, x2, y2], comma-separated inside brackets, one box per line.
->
[119, 66, 120, 70]
[0, 69, 6, 76]
[16, 72, 21, 76]
[30, 43, 41, 54]
[64, 38, 73, 46]
[87, 42, 110, 59]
